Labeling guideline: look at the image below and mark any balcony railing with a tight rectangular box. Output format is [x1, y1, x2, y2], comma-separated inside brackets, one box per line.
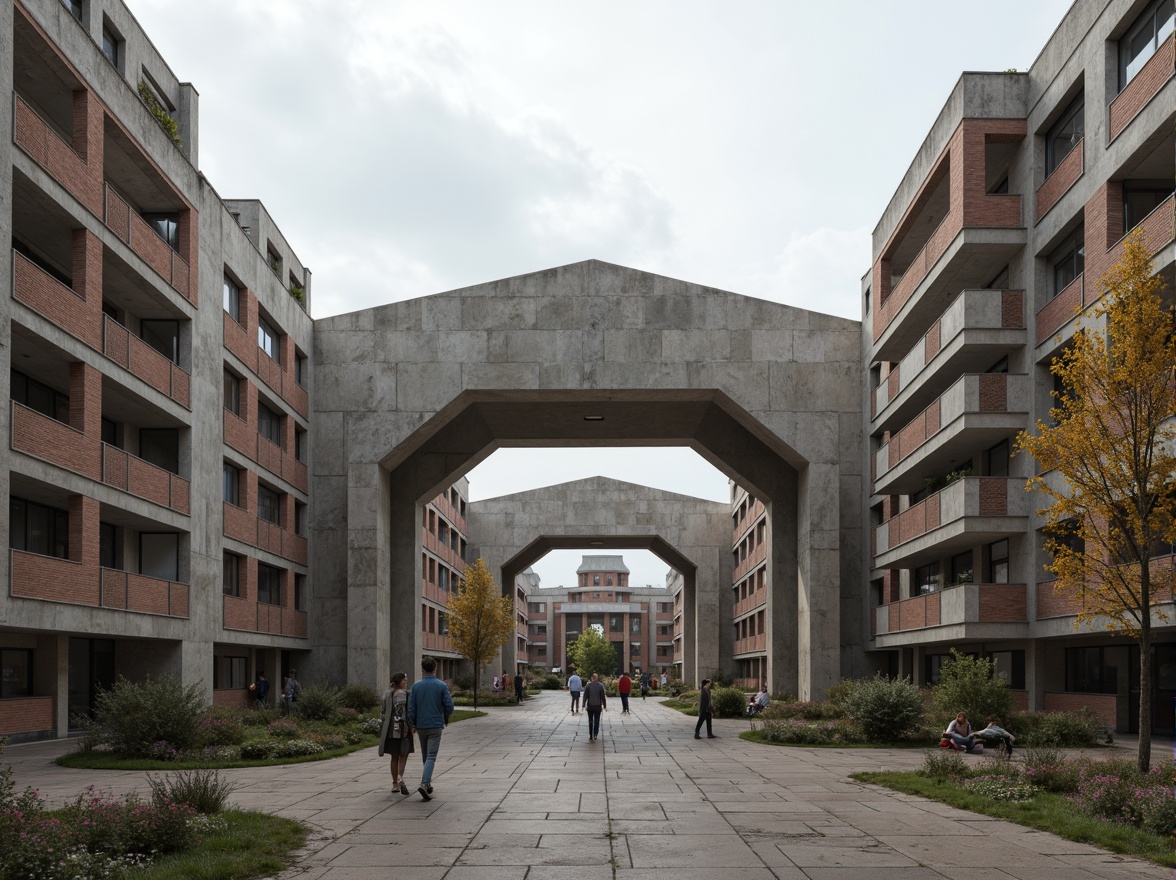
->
[1035, 140, 1083, 222]
[102, 443, 190, 515]
[10, 551, 187, 618]
[1108, 34, 1174, 143]
[100, 568, 189, 617]
[12, 93, 100, 215]
[872, 583, 1026, 636]
[222, 594, 306, 637]
[103, 184, 191, 301]
[102, 315, 190, 409]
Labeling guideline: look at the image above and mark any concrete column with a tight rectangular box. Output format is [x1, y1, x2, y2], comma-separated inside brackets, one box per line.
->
[798, 463, 842, 701]
[55, 634, 70, 736]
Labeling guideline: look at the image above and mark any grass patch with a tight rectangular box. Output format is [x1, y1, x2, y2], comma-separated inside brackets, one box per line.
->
[662, 700, 699, 716]
[854, 771, 1176, 867]
[740, 730, 926, 749]
[56, 737, 380, 771]
[448, 709, 485, 723]
[136, 809, 305, 880]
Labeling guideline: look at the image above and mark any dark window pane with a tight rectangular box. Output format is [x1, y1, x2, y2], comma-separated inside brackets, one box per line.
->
[140, 320, 179, 364]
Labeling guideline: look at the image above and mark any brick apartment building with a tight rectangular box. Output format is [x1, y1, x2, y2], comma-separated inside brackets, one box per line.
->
[864, 0, 1175, 734]
[731, 485, 768, 686]
[419, 480, 470, 682]
[524, 556, 676, 676]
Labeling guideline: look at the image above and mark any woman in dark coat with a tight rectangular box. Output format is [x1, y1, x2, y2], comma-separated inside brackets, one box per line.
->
[379, 672, 414, 795]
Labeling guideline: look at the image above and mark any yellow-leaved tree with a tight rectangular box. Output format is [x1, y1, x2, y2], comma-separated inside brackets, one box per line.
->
[1016, 230, 1176, 772]
[446, 558, 515, 710]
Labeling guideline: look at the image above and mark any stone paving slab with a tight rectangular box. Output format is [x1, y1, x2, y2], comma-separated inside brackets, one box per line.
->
[5, 692, 1173, 880]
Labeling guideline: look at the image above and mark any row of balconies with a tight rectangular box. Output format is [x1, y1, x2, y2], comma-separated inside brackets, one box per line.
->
[223, 502, 307, 567]
[222, 596, 306, 638]
[11, 549, 188, 618]
[222, 307, 309, 421]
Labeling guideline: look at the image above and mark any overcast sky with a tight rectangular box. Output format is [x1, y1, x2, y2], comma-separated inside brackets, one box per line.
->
[130, 0, 1071, 589]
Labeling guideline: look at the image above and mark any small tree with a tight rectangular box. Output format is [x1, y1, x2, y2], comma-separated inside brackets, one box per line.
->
[446, 558, 515, 710]
[1016, 231, 1176, 772]
[930, 649, 1013, 724]
[567, 628, 618, 679]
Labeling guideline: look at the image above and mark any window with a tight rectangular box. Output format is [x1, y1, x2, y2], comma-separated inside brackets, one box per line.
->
[295, 354, 308, 388]
[139, 533, 178, 581]
[1120, 0, 1175, 89]
[140, 320, 179, 364]
[1045, 93, 1084, 175]
[257, 564, 281, 605]
[1124, 183, 1173, 233]
[294, 573, 306, 611]
[139, 429, 179, 475]
[258, 486, 281, 525]
[631, 617, 641, 633]
[657, 602, 671, 613]
[949, 551, 973, 586]
[223, 276, 240, 322]
[438, 612, 449, 636]
[258, 403, 281, 446]
[988, 539, 1010, 584]
[223, 554, 240, 597]
[914, 561, 940, 595]
[295, 502, 307, 537]
[605, 575, 613, 586]
[99, 522, 117, 569]
[9, 497, 69, 559]
[101, 25, 120, 68]
[630, 643, 641, 657]
[1051, 519, 1085, 561]
[224, 371, 240, 415]
[295, 429, 307, 463]
[213, 656, 247, 689]
[593, 575, 601, 586]
[609, 615, 623, 632]
[1050, 228, 1084, 295]
[222, 463, 240, 506]
[0, 649, 33, 698]
[258, 318, 279, 362]
[986, 439, 1010, 477]
[267, 247, 281, 275]
[989, 649, 1026, 689]
[142, 213, 179, 251]
[11, 370, 69, 423]
[1065, 646, 1117, 694]
[60, 0, 82, 20]
[925, 653, 952, 686]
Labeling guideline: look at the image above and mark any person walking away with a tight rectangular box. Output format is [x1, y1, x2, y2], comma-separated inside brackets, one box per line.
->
[584, 673, 607, 742]
[660, 671, 668, 689]
[283, 669, 301, 714]
[694, 679, 716, 739]
[379, 673, 414, 795]
[567, 671, 583, 714]
[639, 671, 651, 700]
[618, 672, 632, 714]
[513, 671, 525, 704]
[407, 655, 454, 800]
[254, 671, 270, 709]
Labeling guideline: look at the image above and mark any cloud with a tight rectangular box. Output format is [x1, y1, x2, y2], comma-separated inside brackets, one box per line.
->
[743, 226, 872, 321]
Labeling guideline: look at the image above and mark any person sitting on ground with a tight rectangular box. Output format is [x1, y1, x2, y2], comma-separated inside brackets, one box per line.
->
[944, 711, 976, 752]
[976, 715, 1016, 755]
[753, 684, 770, 714]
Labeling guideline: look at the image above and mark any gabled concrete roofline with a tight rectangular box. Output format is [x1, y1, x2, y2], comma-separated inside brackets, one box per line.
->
[470, 475, 727, 507]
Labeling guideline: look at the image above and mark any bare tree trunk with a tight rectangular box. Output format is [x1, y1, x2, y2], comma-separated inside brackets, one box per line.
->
[473, 662, 480, 711]
[1138, 625, 1151, 773]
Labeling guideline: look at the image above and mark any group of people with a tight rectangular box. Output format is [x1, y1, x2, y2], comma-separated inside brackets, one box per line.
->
[379, 655, 454, 801]
[943, 712, 1016, 755]
[493, 671, 526, 704]
[250, 669, 302, 711]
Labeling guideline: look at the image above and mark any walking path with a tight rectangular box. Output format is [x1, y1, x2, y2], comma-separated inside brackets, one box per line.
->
[5, 691, 1170, 880]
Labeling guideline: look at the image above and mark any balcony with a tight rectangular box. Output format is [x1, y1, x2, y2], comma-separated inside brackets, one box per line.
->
[9, 551, 187, 618]
[103, 185, 192, 302]
[1035, 139, 1083, 223]
[222, 595, 306, 638]
[734, 633, 766, 655]
[102, 316, 190, 409]
[222, 503, 307, 565]
[101, 443, 190, 515]
[1108, 34, 1174, 144]
[873, 373, 1030, 495]
[873, 477, 1030, 569]
[873, 289, 1025, 429]
[12, 92, 102, 216]
[871, 583, 1028, 647]
[100, 568, 189, 617]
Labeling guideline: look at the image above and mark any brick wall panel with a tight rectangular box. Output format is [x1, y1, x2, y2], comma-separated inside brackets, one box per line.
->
[11, 550, 97, 606]
[1109, 35, 1174, 142]
[1035, 139, 1083, 222]
[979, 374, 1007, 411]
[1044, 692, 1116, 728]
[0, 697, 55, 735]
[1001, 290, 1024, 327]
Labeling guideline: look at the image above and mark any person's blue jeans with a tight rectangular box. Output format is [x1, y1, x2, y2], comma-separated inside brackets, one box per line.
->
[570, 691, 581, 712]
[587, 708, 602, 738]
[948, 732, 974, 751]
[416, 728, 443, 785]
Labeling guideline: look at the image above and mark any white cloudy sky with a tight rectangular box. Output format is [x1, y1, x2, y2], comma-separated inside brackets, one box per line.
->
[132, 0, 1070, 588]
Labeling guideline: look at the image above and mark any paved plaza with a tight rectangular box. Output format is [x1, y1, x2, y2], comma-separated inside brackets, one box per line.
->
[5, 691, 1171, 880]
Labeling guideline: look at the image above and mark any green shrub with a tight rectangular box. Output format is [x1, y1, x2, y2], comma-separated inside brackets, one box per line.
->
[920, 748, 967, 780]
[295, 682, 341, 721]
[763, 700, 842, 721]
[757, 718, 857, 744]
[273, 740, 324, 758]
[930, 649, 1012, 725]
[453, 674, 475, 691]
[239, 741, 278, 760]
[241, 707, 276, 727]
[197, 714, 244, 747]
[266, 719, 300, 739]
[711, 686, 749, 718]
[1020, 746, 1081, 792]
[1124, 786, 1176, 835]
[962, 775, 1035, 802]
[825, 678, 858, 712]
[841, 674, 924, 742]
[308, 733, 347, 750]
[1009, 710, 1101, 747]
[78, 674, 206, 756]
[148, 768, 237, 814]
[338, 683, 380, 712]
[137, 80, 182, 147]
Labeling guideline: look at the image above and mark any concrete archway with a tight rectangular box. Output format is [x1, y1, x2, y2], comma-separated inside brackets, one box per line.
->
[467, 476, 733, 685]
[310, 260, 863, 699]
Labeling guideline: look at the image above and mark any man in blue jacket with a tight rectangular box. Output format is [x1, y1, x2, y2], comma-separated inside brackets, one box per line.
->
[407, 655, 454, 801]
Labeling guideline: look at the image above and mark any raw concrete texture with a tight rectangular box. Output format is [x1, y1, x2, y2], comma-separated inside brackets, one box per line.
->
[312, 261, 864, 700]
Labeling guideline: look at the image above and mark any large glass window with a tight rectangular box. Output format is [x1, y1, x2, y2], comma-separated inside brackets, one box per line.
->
[257, 404, 281, 446]
[987, 539, 1010, 584]
[224, 371, 240, 416]
[257, 564, 281, 605]
[140, 320, 178, 364]
[223, 276, 240, 322]
[139, 533, 178, 581]
[142, 213, 179, 251]
[1066, 646, 1118, 694]
[213, 655, 247, 689]
[949, 551, 973, 586]
[11, 370, 69, 423]
[9, 497, 69, 559]
[1045, 94, 1084, 175]
[914, 561, 940, 595]
[1, 649, 34, 698]
[1124, 183, 1173, 233]
[138, 429, 179, 475]
[1120, 0, 1175, 89]
[258, 318, 279, 362]
[223, 554, 240, 597]
[222, 463, 240, 506]
[258, 486, 281, 525]
[1050, 228, 1084, 295]
[986, 439, 1010, 477]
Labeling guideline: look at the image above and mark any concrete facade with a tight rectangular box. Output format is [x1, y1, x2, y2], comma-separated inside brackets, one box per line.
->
[466, 478, 733, 684]
[312, 263, 864, 700]
[863, 0, 1175, 732]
